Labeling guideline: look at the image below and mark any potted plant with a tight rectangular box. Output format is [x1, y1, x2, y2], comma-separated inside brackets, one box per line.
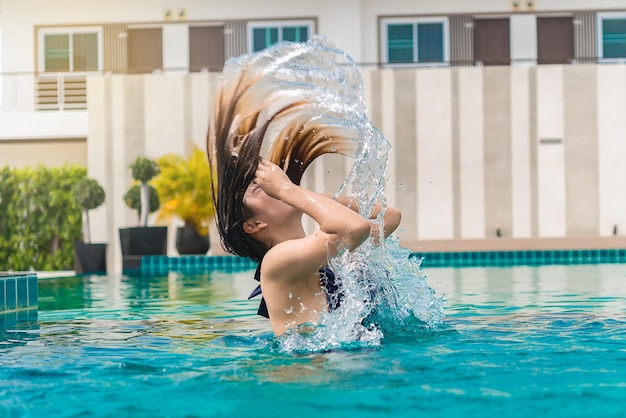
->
[152, 147, 214, 255]
[72, 177, 107, 274]
[119, 156, 168, 271]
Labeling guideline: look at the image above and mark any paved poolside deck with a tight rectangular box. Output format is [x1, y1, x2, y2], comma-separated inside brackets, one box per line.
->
[401, 236, 626, 253]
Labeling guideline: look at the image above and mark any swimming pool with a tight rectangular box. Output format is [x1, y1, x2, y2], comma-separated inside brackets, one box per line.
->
[1, 263, 625, 417]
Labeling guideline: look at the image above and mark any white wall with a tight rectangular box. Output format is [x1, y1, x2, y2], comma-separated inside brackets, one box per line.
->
[510, 14, 537, 64]
[163, 24, 189, 73]
[598, 65, 626, 236]
[536, 66, 566, 236]
[0, 29, 3, 102]
[0, 112, 87, 139]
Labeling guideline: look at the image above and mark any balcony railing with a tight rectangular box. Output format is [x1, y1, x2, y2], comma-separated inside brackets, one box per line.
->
[1, 72, 90, 113]
[35, 75, 87, 111]
[0, 57, 622, 113]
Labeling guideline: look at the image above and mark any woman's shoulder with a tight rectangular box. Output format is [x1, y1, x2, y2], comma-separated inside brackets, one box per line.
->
[261, 235, 330, 283]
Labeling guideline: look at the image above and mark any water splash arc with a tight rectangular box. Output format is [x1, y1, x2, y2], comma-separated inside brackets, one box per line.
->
[219, 35, 445, 352]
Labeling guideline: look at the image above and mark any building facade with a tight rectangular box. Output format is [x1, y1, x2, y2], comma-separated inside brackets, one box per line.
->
[1, 0, 626, 271]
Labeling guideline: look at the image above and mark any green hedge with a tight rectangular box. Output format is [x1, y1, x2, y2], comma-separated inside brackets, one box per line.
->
[0, 164, 86, 271]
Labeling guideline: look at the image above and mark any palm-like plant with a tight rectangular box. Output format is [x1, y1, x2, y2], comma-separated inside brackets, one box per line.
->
[152, 147, 215, 235]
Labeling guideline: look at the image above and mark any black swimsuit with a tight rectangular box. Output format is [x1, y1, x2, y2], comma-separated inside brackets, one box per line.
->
[247, 263, 341, 319]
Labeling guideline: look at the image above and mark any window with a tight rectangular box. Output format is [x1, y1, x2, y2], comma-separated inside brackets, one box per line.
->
[537, 17, 574, 65]
[38, 27, 103, 73]
[473, 18, 510, 66]
[127, 28, 163, 74]
[247, 20, 314, 52]
[597, 13, 626, 61]
[189, 26, 225, 72]
[36, 27, 102, 111]
[381, 17, 449, 66]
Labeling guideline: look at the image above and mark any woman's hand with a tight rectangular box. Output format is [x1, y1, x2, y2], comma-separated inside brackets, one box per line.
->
[254, 159, 293, 199]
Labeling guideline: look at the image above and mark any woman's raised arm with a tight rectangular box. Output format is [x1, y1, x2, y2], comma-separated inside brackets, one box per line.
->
[328, 195, 402, 242]
[254, 159, 371, 252]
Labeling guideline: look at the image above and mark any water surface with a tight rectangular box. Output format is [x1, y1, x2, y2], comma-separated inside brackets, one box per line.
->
[2, 265, 625, 417]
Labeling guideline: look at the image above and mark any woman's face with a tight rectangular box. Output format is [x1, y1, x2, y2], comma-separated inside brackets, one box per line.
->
[243, 182, 296, 224]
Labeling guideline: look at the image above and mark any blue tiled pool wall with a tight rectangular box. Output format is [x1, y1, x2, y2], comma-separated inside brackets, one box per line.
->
[142, 255, 257, 275]
[413, 248, 626, 267]
[0, 273, 38, 326]
[141, 248, 626, 274]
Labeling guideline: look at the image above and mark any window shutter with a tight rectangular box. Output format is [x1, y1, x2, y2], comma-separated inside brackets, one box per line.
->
[190, 26, 225, 72]
[474, 18, 510, 66]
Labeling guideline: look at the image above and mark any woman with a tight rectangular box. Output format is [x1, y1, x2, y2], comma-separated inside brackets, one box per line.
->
[208, 40, 401, 336]
[243, 158, 400, 335]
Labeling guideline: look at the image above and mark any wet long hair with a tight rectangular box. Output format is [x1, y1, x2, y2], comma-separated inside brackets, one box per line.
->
[207, 50, 356, 263]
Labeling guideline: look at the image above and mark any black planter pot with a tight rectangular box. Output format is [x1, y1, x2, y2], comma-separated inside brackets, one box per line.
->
[74, 242, 107, 275]
[176, 225, 210, 255]
[119, 226, 168, 271]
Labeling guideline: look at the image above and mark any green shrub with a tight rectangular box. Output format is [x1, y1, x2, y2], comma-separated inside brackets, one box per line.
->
[130, 157, 160, 183]
[127, 156, 160, 226]
[0, 164, 86, 271]
[72, 178, 105, 211]
[72, 177, 106, 243]
[0, 166, 16, 267]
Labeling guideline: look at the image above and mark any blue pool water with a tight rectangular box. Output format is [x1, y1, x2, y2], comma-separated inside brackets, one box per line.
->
[1, 264, 625, 417]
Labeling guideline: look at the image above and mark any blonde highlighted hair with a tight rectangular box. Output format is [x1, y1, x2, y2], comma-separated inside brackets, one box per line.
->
[207, 38, 360, 262]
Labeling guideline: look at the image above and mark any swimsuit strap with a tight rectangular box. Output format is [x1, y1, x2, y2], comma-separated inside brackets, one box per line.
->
[248, 263, 341, 319]
[248, 264, 267, 318]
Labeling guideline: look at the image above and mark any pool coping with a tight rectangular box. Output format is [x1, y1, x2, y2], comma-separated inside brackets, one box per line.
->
[412, 248, 626, 267]
[6, 237, 626, 278]
[139, 245, 626, 275]
[400, 236, 626, 252]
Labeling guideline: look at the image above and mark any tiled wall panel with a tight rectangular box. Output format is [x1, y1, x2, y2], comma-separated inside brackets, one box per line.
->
[457, 67, 485, 238]
[564, 65, 599, 236]
[536, 66, 566, 236]
[0, 273, 38, 325]
[416, 69, 454, 239]
[483, 67, 513, 238]
[597, 66, 626, 236]
[510, 66, 533, 237]
[393, 70, 418, 238]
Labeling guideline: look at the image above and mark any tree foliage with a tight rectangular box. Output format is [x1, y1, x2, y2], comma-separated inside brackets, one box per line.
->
[72, 178, 106, 211]
[128, 156, 160, 226]
[129, 157, 160, 183]
[123, 184, 160, 219]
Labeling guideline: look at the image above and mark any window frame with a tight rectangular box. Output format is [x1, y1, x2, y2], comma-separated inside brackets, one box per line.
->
[380, 16, 450, 67]
[596, 12, 626, 63]
[247, 19, 315, 53]
[38, 26, 104, 74]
